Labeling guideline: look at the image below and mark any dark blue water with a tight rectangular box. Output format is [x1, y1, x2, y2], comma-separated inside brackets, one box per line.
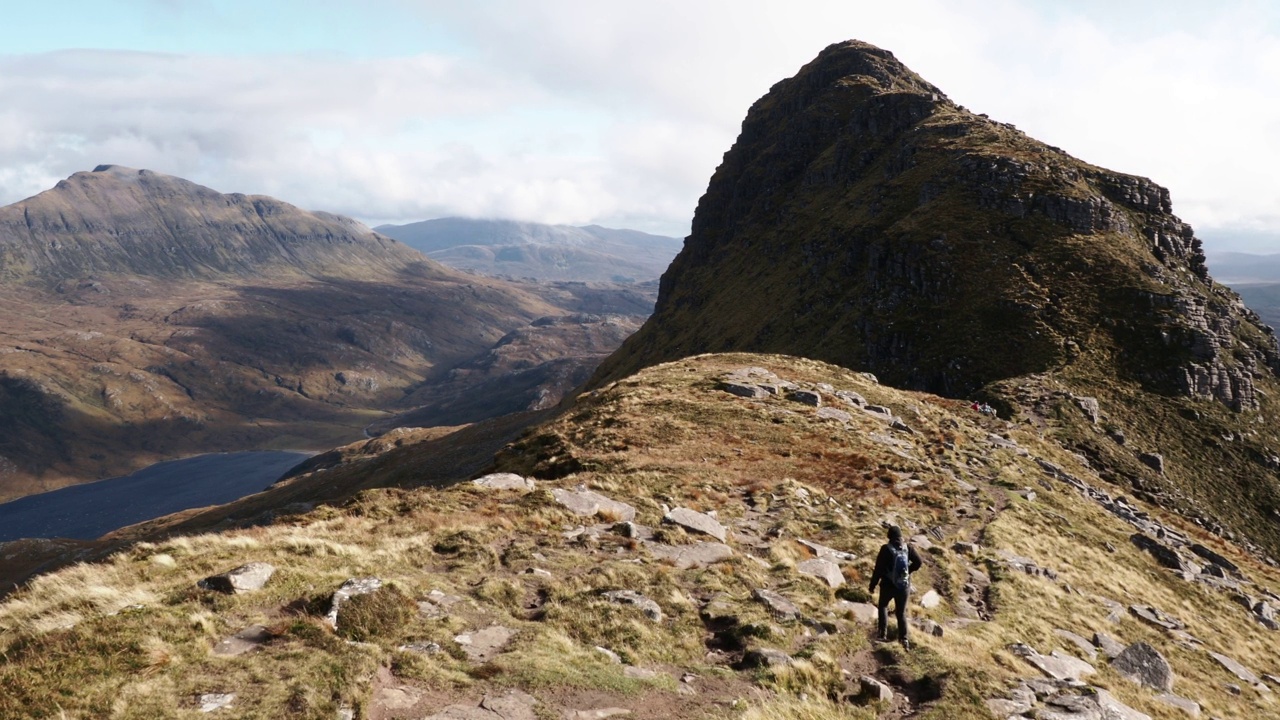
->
[0, 451, 312, 541]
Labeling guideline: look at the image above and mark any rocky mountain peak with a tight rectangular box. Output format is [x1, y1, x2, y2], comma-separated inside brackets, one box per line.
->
[605, 39, 1275, 412]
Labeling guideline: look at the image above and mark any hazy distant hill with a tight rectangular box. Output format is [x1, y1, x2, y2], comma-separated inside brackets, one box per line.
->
[374, 217, 683, 282]
[1206, 252, 1280, 330]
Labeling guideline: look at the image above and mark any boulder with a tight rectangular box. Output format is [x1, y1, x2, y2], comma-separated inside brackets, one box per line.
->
[1075, 396, 1100, 423]
[1138, 452, 1165, 474]
[786, 389, 821, 406]
[1111, 641, 1174, 691]
[1130, 534, 1194, 572]
[1092, 632, 1126, 659]
[472, 473, 535, 491]
[602, 590, 663, 621]
[721, 381, 768, 399]
[834, 600, 878, 624]
[815, 407, 852, 423]
[200, 562, 275, 594]
[918, 589, 942, 609]
[797, 558, 844, 588]
[662, 507, 727, 542]
[1010, 643, 1096, 681]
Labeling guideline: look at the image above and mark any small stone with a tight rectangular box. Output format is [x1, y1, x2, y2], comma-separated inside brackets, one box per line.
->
[918, 589, 942, 609]
[744, 648, 793, 667]
[200, 562, 275, 594]
[952, 542, 980, 556]
[1138, 452, 1165, 474]
[525, 567, 553, 578]
[614, 521, 654, 540]
[798, 538, 856, 562]
[753, 588, 799, 620]
[595, 646, 622, 664]
[564, 709, 632, 719]
[472, 473, 535, 491]
[797, 558, 845, 588]
[623, 666, 660, 680]
[858, 676, 893, 703]
[602, 590, 663, 621]
[663, 507, 727, 542]
[398, 641, 442, 655]
[919, 619, 944, 637]
[198, 693, 235, 713]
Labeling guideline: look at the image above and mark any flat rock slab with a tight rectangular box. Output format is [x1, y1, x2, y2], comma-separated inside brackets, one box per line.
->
[798, 538, 856, 562]
[1156, 693, 1201, 717]
[376, 686, 424, 711]
[720, 381, 769, 399]
[647, 541, 733, 569]
[834, 600, 878, 624]
[421, 690, 539, 720]
[797, 558, 844, 588]
[1209, 651, 1261, 684]
[602, 590, 663, 621]
[455, 625, 516, 662]
[787, 389, 821, 406]
[212, 625, 271, 656]
[325, 577, 382, 628]
[1011, 644, 1096, 681]
[1054, 629, 1097, 661]
[1112, 641, 1174, 691]
[815, 407, 852, 422]
[753, 588, 799, 620]
[564, 709, 632, 720]
[198, 693, 235, 713]
[663, 507, 727, 542]
[623, 666, 660, 680]
[553, 488, 636, 522]
[200, 562, 275, 594]
[1129, 605, 1183, 631]
[473, 473, 535, 491]
[1093, 632, 1126, 659]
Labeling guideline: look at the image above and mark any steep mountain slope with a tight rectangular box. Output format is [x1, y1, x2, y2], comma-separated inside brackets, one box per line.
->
[0, 168, 642, 500]
[594, 41, 1280, 558]
[4, 354, 1280, 719]
[375, 217, 683, 282]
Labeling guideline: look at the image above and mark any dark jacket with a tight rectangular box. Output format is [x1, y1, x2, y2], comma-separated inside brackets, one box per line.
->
[868, 541, 923, 592]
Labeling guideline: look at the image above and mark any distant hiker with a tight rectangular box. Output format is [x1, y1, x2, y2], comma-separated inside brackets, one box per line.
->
[868, 525, 923, 648]
[970, 401, 980, 412]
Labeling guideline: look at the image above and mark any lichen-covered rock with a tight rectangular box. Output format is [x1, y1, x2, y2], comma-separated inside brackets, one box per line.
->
[1112, 641, 1174, 691]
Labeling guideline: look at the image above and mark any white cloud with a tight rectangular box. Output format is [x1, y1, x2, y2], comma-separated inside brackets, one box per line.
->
[0, 1, 1277, 247]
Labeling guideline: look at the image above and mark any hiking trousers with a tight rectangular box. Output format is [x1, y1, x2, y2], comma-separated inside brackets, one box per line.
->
[877, 585, 909, 641]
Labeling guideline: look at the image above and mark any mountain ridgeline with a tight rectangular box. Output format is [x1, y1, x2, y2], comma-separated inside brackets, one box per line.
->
[595, 41, 1280, 557]
[0, 165, 427, 282]
[375, 217, 683, 283]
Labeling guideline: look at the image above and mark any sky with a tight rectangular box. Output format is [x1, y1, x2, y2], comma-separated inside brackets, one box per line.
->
[1, 0, 1278, 251]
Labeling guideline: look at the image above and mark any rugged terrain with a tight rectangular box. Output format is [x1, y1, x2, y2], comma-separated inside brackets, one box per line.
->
[594, 41, 1280, 560]
[4, 354, 1280, 719]
[1206, 252, 1280, 331]
[375, 218, 683, 283]
[0, 168, 646, 499]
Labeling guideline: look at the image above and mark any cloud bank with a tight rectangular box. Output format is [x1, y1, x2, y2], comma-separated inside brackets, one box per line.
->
[0, 0, 1277, 247]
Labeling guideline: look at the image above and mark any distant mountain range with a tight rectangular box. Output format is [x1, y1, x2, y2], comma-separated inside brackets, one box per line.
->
[0, 167, 651, 500]
[374, 217, 683, 283]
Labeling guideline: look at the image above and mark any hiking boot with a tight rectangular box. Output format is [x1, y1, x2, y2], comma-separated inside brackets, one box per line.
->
[900, 638, 912, 650]
[875, 632, 889, 643]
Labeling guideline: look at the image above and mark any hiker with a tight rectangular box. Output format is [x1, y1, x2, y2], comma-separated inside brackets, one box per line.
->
[868, 525, 923, 648]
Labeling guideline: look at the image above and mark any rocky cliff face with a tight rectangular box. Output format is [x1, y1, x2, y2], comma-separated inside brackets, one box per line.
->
[594, 41, 1280, 557]
[598, 41, 1277, 411]
[0, 165, 425, 282]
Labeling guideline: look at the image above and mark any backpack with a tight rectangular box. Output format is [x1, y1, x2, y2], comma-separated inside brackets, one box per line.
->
[889, 543, 911, 590]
